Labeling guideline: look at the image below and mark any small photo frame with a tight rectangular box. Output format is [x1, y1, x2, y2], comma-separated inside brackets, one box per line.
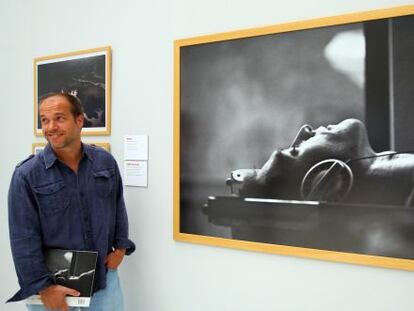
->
[91, 142, 111, 152]
[34, 46, 112, 136]
[32, 142, 46, 155]
[32, 142, 111, 154]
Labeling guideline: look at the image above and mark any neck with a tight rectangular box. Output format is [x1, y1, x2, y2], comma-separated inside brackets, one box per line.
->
[346, 153, 414, 206]
[52, 141, 83, 173]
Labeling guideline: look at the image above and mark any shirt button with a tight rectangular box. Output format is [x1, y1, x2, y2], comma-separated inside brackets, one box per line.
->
[80, 192, 84, 197]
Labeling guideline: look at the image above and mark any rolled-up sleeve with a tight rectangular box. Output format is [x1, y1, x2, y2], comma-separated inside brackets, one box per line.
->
[112, 163, 136, 255]
[7, 169, 54, 302]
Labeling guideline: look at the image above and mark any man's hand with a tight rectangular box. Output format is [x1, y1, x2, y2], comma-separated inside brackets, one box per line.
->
[39, 285, 80, 311]
[106, 248, 126, 270]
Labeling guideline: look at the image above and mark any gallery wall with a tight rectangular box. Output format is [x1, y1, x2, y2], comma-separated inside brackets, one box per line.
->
[1, 0, 414, 310]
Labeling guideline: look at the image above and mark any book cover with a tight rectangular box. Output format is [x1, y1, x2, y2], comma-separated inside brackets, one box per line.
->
[26, 249, 98, 307]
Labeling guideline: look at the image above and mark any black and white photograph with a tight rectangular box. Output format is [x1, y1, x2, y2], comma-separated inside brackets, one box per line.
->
[34, 46, 111, 135]
[26, 249, 98, 307]
[175, 10, 414, 269]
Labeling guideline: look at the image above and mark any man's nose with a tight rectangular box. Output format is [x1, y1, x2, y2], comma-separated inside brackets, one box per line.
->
[290, 124, 314, 148]
[47, 120, 59, 131]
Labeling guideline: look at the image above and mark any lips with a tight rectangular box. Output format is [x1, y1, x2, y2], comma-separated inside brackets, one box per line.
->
[48, 133, 62, 138]
[315, 126, 327, 132]
[314, 126, 334, 136]
[47, 132, 64, 141]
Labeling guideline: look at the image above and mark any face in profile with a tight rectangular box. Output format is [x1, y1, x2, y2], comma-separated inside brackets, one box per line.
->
[280, 118, 374, 170]
[236, 118, 375, 200]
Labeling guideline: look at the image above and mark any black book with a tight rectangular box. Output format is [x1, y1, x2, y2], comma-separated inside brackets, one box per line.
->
[26, 249, 98, 307]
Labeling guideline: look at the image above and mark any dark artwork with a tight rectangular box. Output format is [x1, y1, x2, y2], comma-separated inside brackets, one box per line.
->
[37, 54, 106, 129]
[179, 14, 414, 260]
[44, 249, 97, 297]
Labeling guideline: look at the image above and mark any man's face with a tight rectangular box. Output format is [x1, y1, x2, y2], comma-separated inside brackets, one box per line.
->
[39, 95, 84, 151]
[237, 119, 374, 199]
[279, 118, 372, 172]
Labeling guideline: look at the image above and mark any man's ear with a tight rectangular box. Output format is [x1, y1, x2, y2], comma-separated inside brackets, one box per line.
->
[76, 114, 85, 128]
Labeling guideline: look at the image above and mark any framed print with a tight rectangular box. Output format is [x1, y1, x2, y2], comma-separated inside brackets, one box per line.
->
[32, 142, 46, 155]
[92, 142, 110, 152]
[32, 142, 110, 154]
[174, 5, 414, 271]
[34, 46, 111, 136]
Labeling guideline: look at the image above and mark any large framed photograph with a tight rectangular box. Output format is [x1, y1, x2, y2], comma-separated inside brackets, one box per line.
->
[174, 5, 414, 270]
[34, 46, 111, 136]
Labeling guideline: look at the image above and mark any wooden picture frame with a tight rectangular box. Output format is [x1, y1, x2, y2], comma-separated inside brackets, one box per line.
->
[34, 46, 111, 136]
[174, 5, 414, 271]
[32, 142, 47, 155]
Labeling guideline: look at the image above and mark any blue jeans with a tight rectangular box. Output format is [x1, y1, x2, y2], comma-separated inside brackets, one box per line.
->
[26, 269, 124, 311]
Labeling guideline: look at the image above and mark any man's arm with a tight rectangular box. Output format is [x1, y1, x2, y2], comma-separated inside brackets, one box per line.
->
[39, 285, 80, 311]
[7, 169, 54, 302]
[106, 248, 126, 269]
[8, 169, 80, 308]
[110, 163, 135, 261]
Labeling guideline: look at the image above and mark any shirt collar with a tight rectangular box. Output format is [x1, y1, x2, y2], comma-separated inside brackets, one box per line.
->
[43, 144, 57, 169]
[82, 143, 95, 162]
[43, 142, 94, 169]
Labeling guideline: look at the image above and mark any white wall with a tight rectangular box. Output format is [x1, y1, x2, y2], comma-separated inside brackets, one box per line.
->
[1, 0, 414, 310]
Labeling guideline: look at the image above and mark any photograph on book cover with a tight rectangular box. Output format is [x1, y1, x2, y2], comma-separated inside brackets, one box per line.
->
[174, 5, 414, 270]
[34, 46, 111, 136]
[26, 249, 98, 307]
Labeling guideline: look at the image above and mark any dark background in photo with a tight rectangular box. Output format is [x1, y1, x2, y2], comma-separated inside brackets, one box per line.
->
[37, 54, 106, 129]
[178, 14, 414, 259]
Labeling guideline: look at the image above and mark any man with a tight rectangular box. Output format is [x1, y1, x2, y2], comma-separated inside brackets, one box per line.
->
[8, 92, 135, 310]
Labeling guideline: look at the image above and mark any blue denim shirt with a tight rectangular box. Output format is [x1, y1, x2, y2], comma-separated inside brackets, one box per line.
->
[7, 143, 135, 302]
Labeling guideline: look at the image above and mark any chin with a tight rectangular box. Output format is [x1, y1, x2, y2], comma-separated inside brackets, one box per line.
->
[50, 144, 64, 150]
[49, 140, 67, 149]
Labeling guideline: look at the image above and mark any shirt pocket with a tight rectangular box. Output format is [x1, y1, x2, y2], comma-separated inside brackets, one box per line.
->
[33, 181, 70, 216]
[93, 168, 115, 197]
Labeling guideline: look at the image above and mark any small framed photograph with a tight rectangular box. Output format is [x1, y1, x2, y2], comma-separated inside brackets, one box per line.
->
[91, 142, 111, 152]
[34, 46, 111, 136]
[32, 142, 47, 155]
[32, 142, 111, 154]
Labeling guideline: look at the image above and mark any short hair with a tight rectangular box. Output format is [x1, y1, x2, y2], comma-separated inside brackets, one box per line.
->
[39, 92, 84, 118]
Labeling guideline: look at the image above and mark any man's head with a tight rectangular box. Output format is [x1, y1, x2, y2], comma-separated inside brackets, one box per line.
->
[39, 93, 84, 151]
[39, 92, 84, 119]
[237, 118, 375, 200]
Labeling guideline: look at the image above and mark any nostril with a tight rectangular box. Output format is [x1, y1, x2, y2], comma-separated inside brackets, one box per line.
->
[304, 124, 313, 131]
[290, 124, 314, 148]
[303, 125, 314, 136]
